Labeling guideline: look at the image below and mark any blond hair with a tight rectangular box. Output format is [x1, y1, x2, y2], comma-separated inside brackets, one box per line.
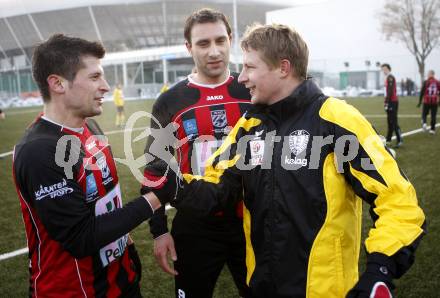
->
[241, 23, 309, 79]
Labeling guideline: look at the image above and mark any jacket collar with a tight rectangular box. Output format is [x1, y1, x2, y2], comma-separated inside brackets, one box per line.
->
[253, 79, 323, 119]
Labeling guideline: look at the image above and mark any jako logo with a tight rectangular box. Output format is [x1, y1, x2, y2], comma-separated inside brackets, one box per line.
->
[206, 95, 223, 101]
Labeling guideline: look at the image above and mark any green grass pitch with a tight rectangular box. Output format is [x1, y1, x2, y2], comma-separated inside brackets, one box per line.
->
[0, 96, 438, 297]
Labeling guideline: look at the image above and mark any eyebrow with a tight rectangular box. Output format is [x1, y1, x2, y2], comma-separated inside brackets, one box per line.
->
[195, 34, 228, 44]
[88, 71, 103, 77]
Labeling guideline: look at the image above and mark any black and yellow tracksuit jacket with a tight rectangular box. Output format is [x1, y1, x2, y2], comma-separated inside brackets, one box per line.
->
[173, 79, 425, 297]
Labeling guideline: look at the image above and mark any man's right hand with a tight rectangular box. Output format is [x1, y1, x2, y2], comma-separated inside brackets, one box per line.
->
[142, 161, 182, 205]
[153, 233, 178, 276]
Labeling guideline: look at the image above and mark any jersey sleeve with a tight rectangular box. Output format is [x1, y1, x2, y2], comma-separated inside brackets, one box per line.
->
[14, 139, 154, 259]
[320, 98, 425, 277]
[143, 95, 174, 238]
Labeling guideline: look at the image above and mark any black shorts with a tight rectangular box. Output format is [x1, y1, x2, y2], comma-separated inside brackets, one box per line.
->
[171, 212, 251, 298]
[117, 106, 124, 113]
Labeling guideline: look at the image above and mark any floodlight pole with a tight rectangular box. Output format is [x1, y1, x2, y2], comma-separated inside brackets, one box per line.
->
[0, 43, 8, 60]
[3, 17, 30, 66]
[233, 0, 239, 72]
[27, 14, 44, 41]
[88, 6, 103, 43]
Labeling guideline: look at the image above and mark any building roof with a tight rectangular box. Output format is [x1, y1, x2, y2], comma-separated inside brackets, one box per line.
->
[0, 0, 289, 61]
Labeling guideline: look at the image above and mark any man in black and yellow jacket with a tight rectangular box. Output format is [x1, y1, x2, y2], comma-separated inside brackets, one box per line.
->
[145, 24, 426, 298]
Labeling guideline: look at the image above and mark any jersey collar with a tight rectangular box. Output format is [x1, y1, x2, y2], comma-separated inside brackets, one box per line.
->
[187, 69, 233, 89]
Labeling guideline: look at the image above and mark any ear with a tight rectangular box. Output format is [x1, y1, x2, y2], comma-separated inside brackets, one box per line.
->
[47, 75, 66, 96]
[279, 59, 292, 78]
[185, 41, 192, 55]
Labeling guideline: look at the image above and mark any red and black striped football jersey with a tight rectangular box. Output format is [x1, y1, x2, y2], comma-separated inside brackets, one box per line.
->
[144, 72, 251, 237]
[145, 72, 251, 177]
[13, 116, 152, 297]
[421, 77, 440, 105]
[384, 74, 398, 102]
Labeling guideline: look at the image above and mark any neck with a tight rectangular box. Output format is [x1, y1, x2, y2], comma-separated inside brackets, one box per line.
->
[268, 78, 304, 105]
[44, 101, 84, 128]
[193, 70, 229, 85]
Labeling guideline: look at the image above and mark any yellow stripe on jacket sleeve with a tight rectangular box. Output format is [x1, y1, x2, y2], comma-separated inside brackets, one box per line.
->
[319, 97, 425, 256]
[183, 116, 261, 184]
[243, 204, 256, 285]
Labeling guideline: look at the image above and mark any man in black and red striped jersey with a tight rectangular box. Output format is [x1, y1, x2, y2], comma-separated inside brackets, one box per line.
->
[13, 34, 170, 297]
[141, 8, 252, 298]
[381, 63, 403, 147]
[418, 70, 440, 134]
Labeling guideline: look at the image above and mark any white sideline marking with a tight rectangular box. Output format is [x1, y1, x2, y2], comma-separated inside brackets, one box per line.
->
[1, 123, 439, 261]
[394, 123, 440, 139]
[0, 247, 28, 261]
[0, 205, 174, 261]
[0, 126, 148, 158]
[0, 150, 13, 158]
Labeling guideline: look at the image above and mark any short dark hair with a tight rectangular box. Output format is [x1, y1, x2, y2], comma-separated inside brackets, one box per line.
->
[381, 63, 391, 71]
[32, 34, 105, 102]
[184, 8, 232, 44]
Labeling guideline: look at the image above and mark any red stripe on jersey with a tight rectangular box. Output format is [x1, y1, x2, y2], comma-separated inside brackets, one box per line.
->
[17, 195, 42, 297]
[17, 191, 94, 297]
[106, 261, 122, 297]
[122, 250, 137, 283]
[174, 117, 191, 173]
[225, 101, 241, 127]
[77, 257, 96, 296]
[194, 105, 214, 138]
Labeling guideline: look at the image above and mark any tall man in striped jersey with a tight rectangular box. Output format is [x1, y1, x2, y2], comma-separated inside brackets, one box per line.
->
[147, 23, 425, 298]
[381, 63, 403, 147]
[141, 8, 251, 298]
[13, 34, 171, 297]
[418, 70, 440, 134]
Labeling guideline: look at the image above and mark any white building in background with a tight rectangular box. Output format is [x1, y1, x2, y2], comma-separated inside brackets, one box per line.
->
[266, 0, 440, 89]
[0, 0, 289, 100]
[2, 0, 437, 102]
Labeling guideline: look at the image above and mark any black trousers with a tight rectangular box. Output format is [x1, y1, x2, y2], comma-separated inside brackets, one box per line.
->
[386, 101, 402, 143]
[171, 213, 251, 298]
[422, 103, 438, 131]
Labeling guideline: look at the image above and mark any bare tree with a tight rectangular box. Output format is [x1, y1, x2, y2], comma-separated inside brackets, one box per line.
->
[379, 0, 440, 87]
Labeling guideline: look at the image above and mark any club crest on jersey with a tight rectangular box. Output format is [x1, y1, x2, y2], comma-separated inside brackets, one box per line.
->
[97, 156, 110, 178]
[210, 109, 227, 129]
[289, 130, 310, 155]
[97, 156, 113, 185]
